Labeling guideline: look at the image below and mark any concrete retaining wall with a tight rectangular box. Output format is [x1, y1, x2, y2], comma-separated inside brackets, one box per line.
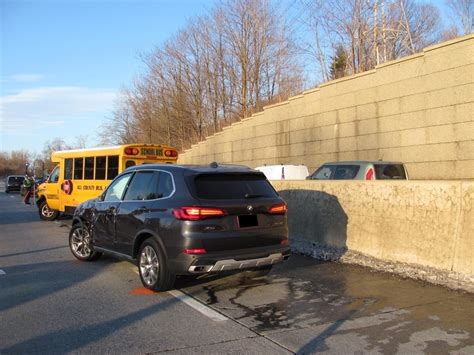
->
[179, 35, 474, 180]
[271, 180, 473, 277]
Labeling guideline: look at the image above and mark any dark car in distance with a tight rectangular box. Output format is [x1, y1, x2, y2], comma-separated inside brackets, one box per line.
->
[5, 175, 25, 193]
[70, 163, 290, 291]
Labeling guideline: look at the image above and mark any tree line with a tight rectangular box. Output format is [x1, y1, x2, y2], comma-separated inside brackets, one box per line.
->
[2, 0, 470, 174]
[0, 137, 86, 178]
[100, 0, 471, 152]
[101, 0, 306, 151]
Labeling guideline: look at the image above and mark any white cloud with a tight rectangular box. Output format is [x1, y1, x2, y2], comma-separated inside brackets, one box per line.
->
[0, 86, 117, 130]
[10, 74, 44, 82]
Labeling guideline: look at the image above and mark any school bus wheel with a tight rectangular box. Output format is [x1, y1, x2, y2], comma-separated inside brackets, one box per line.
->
[38, 200, 59, 221]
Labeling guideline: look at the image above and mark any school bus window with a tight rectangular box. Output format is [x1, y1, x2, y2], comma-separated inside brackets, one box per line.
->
[85, 157, 94, 179]
[125, 160, 136, 169]
[107, 155, 119, 180]
[74, 158, 84, 180]
[49, 166, 60, 183]
[65, 158, 73, 180]
[96, 156, 106, 180]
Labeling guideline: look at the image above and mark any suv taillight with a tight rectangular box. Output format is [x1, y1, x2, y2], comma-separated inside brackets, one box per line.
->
[365, 168, 374, 180]
[172, 207, 227, 221]
[268, 203, 287, 215]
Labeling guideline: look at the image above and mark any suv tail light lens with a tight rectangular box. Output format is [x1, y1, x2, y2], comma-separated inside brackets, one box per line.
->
[172, 207, 227, 221]
[365, 168, 375, 180]
[268, 203, 287, 215]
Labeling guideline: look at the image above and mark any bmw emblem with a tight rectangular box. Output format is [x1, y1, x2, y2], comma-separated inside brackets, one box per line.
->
[247, 205, 254, 212]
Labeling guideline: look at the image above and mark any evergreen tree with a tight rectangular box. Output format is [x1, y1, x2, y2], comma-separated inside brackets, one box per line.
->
[329, 44, 348, 80]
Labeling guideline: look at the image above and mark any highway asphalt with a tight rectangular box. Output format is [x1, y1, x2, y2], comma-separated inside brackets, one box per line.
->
[0, 190, 473, 354]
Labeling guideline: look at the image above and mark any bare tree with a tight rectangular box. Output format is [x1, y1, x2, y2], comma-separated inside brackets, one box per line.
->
[41, 138, 70, 171]
[446, 0, 473, 35]
[107, 0, 304, 151]
[303, 0, 443, 79]
[0, 150, 30, 177]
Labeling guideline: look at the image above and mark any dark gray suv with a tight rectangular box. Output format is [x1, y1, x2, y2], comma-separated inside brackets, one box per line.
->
[69, 163, 290, 291]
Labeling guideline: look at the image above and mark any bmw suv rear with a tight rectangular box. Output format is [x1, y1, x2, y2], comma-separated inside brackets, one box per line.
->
[69, 163, 290, 291]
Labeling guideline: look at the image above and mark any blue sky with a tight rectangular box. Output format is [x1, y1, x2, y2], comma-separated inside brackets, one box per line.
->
[0, 0, 453, 154]
[0, 0, 217, 153]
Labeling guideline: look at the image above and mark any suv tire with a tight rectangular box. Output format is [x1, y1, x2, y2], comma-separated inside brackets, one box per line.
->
[138, 239, 175, 292]
[39, 200, 59, 221]
[69, 224, 102, 261]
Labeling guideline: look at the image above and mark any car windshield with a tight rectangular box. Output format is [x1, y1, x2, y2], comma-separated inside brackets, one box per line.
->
[374, 164, 407, 179]
[193, 173, 278, 200]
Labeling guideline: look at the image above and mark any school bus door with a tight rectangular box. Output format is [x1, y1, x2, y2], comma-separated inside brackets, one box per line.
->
[43, 165, 61, 211]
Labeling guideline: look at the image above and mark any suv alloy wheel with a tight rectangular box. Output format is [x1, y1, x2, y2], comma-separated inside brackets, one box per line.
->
[138, 239, 175, 292]
[69, 224, 102, 261]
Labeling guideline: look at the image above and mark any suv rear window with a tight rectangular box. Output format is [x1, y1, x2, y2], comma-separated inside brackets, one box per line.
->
[193, 173, 278, 200]
[374, 164, 406, 179]
[8, 176, 23, 184]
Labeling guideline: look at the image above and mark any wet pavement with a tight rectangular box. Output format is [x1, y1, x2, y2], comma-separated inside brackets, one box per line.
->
[178, 256, 474, 354]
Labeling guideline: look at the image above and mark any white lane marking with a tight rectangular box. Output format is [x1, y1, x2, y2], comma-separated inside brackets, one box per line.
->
[168, 290, 228, 322]
[0, 270, 6, 275]
[130, 267, 227, 321]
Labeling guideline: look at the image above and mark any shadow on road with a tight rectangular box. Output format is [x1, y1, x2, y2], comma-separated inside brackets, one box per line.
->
[295, 310, 357, 354]
[1, 290, 179, 354]
[0, 260, 96, 312]
[0, 245, 69, 258]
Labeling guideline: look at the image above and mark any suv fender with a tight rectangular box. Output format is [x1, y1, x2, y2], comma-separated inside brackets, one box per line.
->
[133, 229, 167, 260]
[72, 216, 86, 228]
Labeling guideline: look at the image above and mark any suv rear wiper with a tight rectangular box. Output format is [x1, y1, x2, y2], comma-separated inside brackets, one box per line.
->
[244, 193, 265, 199]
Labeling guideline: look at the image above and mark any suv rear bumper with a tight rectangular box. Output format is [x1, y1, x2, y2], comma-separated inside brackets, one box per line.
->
[188, 252, 287, 273]
[171, 247, 291, 275]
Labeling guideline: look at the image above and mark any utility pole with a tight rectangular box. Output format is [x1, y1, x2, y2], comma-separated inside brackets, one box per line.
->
[374, 0, 380, 66]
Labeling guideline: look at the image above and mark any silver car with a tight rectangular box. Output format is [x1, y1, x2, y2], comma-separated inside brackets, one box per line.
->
[307, 161, 408, 180]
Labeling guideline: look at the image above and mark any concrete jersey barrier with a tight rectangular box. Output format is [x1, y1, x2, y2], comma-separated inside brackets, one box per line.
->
[271, 180, 473, 280]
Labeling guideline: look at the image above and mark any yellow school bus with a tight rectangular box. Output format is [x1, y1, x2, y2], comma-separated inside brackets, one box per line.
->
[36, 144, 178, 220]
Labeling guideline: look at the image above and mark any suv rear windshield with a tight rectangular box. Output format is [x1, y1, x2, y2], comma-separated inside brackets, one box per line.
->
[193, 173, 278, 200]
[8, 176, 24, 184]
[374, 164, 407, 179]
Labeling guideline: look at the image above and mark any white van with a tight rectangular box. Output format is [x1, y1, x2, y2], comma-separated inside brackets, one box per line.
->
[255, 164, 309, 180]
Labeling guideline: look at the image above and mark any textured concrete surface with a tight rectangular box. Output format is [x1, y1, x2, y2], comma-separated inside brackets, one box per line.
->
[270, 180, 474, 291]
[179, 35, 474, 180]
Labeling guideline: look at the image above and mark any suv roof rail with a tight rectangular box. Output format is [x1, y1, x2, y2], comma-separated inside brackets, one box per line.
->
[208, 162, 251, 169]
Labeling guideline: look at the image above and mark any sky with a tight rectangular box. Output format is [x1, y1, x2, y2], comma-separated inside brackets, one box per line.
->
[0, 0, 218, 153]
[0, 0, 453, 155]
